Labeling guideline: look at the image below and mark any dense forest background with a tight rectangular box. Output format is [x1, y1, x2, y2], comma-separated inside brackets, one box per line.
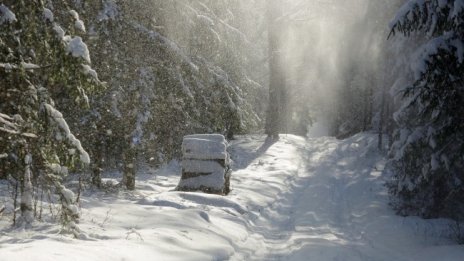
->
[0, 0, 463, 235]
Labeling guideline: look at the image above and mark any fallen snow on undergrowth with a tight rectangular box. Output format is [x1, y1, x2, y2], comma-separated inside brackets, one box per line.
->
[1, 134, 463, 260]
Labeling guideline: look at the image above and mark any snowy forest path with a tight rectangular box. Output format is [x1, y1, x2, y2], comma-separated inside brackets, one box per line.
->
[1, 134, 462, 261]
[229, 134, 452, 261]
[231, 136, 313, 259]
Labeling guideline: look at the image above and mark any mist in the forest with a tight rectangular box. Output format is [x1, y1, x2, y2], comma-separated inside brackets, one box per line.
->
[280, 0, 398, 135]
[123, 0, 400, 136]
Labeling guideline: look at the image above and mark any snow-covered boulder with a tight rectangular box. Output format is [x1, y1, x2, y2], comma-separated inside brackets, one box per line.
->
[177, 134, 231, 195]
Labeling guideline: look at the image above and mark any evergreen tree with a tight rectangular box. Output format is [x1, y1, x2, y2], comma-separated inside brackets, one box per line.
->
[387, 0, 464, 219]
[76, 0, 262, 190]
[0, 1, 101, 235]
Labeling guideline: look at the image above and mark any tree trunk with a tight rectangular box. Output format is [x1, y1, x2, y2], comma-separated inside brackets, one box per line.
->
[21, 154, 34, 226]
[265, 0, 286, 139]
[362, 80, 373, 132]
[122, 145, 136, 190]
[378, 88, 386, 150]
[91, 133, 104, 188]
[386, 96, 395, 149]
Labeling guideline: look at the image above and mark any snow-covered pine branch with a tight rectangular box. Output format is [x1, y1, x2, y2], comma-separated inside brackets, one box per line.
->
[387, 0, 464, 219]
[0, 1, 102, 235]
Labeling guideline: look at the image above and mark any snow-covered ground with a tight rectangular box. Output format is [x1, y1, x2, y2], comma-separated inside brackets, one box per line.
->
[1, 134, 463, 260]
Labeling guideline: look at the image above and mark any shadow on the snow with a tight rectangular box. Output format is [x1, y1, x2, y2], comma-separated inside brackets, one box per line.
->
[229, 135, 278, 170]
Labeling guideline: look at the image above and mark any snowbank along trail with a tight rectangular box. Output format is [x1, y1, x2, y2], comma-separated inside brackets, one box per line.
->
[229, 134, 463, 260]
[0, 134, 463, 260]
